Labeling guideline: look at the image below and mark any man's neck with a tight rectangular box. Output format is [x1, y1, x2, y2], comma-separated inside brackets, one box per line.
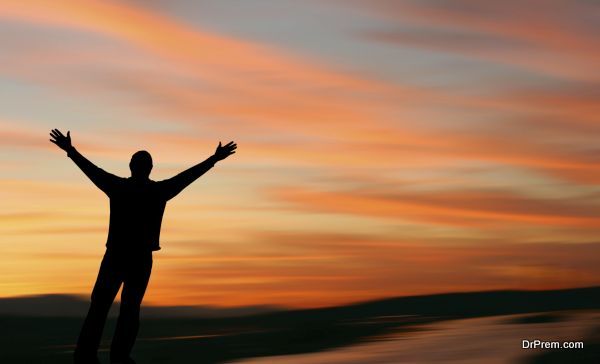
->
[130, 176, 150, 182]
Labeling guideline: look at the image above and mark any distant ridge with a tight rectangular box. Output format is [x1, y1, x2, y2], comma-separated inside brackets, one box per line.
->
[256, 285, 600, 322]
[0, 286, 598, 319]
[0, 294, 283, 318]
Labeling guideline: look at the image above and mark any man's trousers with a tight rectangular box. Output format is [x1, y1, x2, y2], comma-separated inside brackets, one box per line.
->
[74, 248, 153, 363]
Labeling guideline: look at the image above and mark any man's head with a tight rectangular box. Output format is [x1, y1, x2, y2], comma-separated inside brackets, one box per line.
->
[129, 150, 153, 179]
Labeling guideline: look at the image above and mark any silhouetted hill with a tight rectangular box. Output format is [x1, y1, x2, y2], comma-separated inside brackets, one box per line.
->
[0, 294, 89, 317]
[283, 285, 600, 322]
[1, 286, 598, 319]
[201, 285, 599, 336]
[0, 294, 283, 318]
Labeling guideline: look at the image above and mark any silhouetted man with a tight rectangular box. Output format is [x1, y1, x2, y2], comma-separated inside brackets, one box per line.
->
[49, 129, 237, 364]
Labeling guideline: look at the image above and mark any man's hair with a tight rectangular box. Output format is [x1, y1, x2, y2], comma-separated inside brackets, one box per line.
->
[129, 150, 153, 178]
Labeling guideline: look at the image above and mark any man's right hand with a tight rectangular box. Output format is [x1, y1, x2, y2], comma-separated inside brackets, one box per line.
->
[49, 129, 72, 151]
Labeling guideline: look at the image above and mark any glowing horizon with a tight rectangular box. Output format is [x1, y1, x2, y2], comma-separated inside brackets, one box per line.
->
[1, 0, 599, 308]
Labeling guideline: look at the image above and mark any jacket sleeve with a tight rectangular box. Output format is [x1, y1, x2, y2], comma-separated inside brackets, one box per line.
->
[157, 155, 219, 201]
[66, 146, 120, 196]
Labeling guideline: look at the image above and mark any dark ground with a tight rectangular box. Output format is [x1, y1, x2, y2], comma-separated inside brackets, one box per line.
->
[1, 286, 598, 363]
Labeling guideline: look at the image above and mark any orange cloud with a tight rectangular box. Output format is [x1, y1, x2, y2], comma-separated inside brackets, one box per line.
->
[144, 231, 600, 307]
[267, 186, 600, 228]
[0, 0, 386, 95]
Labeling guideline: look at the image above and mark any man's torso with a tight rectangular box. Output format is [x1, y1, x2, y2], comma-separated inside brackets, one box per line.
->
[106, 178, 167, 252]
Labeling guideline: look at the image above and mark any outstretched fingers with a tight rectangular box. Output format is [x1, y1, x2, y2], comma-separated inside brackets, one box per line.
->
[49, 130, 61, 146]
[228, 142, 237, 156]
[50, 129, 65, 140]
[49, 129, 71, 150]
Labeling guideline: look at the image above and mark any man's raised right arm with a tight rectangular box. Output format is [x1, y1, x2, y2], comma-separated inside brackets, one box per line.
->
[49, 129, 118, 195]
[158, 140, 237, 201]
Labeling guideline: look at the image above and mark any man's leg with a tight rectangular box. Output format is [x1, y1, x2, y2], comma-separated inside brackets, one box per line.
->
[110, 251, 153, 363]
[74, 251, 123, 363]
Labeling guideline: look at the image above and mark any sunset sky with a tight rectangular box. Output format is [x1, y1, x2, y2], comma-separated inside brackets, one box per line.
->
[1, 0, 599, 308]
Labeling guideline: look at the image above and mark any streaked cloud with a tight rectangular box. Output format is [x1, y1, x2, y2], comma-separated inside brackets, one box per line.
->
[361, 0, 600, 82]
[268, 186, 600, 228]
[146, 231, 600, 306]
